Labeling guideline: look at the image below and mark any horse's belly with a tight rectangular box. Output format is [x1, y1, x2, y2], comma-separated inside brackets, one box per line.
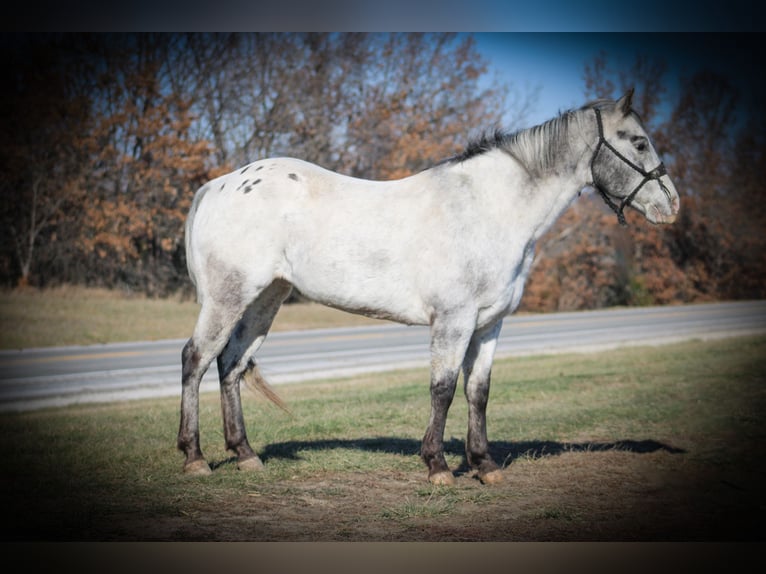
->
[285, 251, 430, 325]
[292, 274, 430, 325]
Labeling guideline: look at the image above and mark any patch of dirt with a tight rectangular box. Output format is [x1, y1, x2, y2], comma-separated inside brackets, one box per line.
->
[94, 450, 764, 541]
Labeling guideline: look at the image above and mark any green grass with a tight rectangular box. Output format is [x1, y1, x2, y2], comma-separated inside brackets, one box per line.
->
[0, 286, 390, 349]
[1, 335, 764, 540]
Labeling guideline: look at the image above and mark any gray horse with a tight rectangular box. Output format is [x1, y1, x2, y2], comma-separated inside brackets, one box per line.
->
[178, 89, 679, 484]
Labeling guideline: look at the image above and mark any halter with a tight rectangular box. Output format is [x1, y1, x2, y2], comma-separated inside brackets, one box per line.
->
[590, 107, 669, 226]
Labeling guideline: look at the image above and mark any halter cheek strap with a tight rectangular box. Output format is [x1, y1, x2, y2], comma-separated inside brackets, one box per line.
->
[590, 108, 669, 226]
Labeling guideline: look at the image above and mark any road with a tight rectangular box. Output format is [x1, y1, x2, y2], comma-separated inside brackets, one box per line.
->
[1, 300, 764, 412]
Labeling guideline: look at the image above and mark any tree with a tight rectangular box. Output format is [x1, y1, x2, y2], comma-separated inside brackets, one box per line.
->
[77, 34, 215, 294]
[341, 33, 508, 180]
[0, 35, 92, 287]
[664, 70, 766, 302]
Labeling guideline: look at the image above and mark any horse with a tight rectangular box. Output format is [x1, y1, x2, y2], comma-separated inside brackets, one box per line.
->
[178, 89, 679, 485]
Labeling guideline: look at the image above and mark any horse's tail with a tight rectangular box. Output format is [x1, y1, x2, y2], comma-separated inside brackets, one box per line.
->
[241, 361, 292, 414]
[184, 183, 209, 301]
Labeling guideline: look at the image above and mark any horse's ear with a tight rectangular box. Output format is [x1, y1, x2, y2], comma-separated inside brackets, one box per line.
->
[617, 88, 635, 116]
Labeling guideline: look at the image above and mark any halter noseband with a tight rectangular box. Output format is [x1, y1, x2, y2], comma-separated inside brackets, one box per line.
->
[590, 107, 669, 226]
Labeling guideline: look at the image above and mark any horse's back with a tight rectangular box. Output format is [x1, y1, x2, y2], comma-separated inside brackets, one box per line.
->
[187, 159, 431, 312]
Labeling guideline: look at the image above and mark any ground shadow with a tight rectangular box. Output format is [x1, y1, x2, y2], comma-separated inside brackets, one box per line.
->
[250, 436, 685, 475]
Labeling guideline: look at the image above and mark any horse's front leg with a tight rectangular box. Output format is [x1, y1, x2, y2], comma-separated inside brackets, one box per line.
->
[421, 318, 474, 485]
[462, 319, 504, 484]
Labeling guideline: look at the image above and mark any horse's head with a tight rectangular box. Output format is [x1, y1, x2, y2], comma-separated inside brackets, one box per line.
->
[589, 89, 680, 225]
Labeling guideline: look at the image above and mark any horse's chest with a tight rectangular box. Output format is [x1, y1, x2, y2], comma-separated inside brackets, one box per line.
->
[472, 244, 535, 327]
[508, 245, 536, 308]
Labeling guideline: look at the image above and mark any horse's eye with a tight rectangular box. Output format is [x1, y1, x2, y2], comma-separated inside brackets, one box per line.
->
[631, 136, 647, 152]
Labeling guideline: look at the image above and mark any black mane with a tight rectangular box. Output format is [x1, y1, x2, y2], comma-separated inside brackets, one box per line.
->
[447, 128, 511, 164]
[437, 102, 602, 174]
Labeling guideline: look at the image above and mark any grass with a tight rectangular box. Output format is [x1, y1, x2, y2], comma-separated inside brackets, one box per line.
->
[0, 286, 390, 349]
[0, 335, 764, 541]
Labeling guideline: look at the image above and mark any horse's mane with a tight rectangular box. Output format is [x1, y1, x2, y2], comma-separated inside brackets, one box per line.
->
[443, 100, 614, 176]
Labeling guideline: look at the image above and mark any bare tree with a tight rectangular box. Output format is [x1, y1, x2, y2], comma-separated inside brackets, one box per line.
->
[0, 35, 92, 287]
[341, 33, 509, 179]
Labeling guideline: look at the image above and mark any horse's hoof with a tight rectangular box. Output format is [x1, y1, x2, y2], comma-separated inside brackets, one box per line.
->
[237, 456, 265, 472]
[479, 469, 504, 485]
[184, 459, 212, 476]
[428, 471, 455, 486]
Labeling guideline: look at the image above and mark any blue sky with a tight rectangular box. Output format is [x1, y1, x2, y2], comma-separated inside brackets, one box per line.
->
[471, 33, 763, 129]
[8, 2, 760, 132]
[474, 34, 599, 127]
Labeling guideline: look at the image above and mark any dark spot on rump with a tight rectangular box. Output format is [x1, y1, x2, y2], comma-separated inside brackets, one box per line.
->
[288, 173, 299, 181]
[241, 179, 262, 194]
[220, 183, 226, 191]
[255, 165, 264, 171]
[240, 165, 250, 174]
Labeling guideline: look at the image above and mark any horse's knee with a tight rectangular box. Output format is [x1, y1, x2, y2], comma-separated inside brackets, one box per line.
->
[430, 369, 459, 403]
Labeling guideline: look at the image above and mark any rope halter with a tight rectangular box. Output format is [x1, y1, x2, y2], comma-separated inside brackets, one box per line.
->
[590, 107, 670, 226]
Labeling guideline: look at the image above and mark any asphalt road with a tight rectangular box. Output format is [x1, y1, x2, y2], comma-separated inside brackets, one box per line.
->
[1, 300, 764, 412]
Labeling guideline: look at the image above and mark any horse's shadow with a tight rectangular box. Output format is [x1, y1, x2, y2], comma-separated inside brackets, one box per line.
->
[210, 437, 686, 474]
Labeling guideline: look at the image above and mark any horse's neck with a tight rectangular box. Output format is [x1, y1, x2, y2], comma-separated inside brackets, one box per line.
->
[462, 131, 594, 241]
[526, 159, 592, 240]
[530, 119, 596, 239]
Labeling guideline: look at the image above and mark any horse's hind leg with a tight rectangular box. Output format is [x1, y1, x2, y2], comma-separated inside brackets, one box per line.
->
[179, 300, 246, 475]
[462, 319, 503, 484]
[216, 280, 292, 471]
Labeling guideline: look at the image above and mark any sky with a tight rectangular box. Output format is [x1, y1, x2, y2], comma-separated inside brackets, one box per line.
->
[472, 33, 764, 130]
[11, 0, 759, 132]
[6, 2, 761, 133]
[474, 34, 602, 127]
